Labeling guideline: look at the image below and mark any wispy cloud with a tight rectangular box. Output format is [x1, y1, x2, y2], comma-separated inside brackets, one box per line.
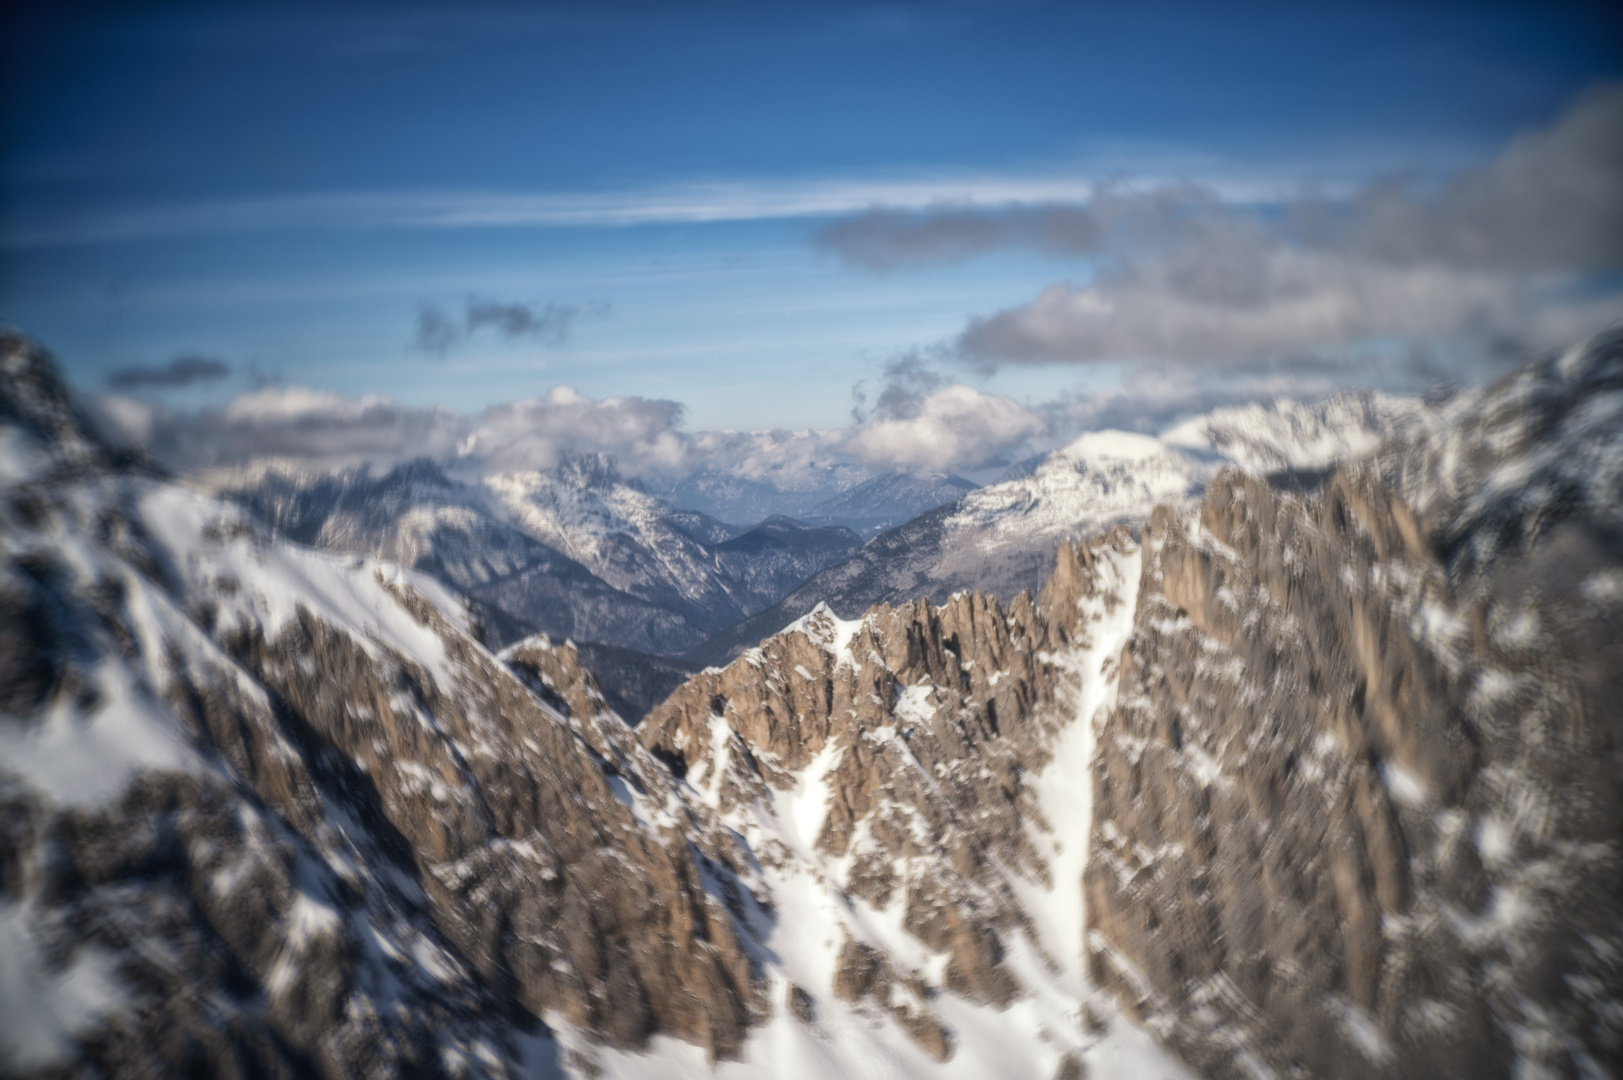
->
[815, 203, 1103, 270]
[2, 173, 1281, 249]
[414, 297, 597, 355]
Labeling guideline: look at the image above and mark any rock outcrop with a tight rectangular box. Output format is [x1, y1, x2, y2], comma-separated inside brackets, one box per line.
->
[1085, 332, 1623, 1078]
[0, 334, 763, 1077]
[641, 527, 1141, 1053]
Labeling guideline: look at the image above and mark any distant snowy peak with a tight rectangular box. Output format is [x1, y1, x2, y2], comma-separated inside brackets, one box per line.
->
[1052, 428, 1172, 464]
[550, 450, 638, 491]
[948, 429, 1208, 538]
[1162, 389, 1431, 475]
[942, 391, 1434, 543]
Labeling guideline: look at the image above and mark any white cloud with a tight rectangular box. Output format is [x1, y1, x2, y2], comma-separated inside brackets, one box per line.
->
[94, 374, 1055, 485]
[459, 387, 692, 476]
[840, 384, 1049, 471]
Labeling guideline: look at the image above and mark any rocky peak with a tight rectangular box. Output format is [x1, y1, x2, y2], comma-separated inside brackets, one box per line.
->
[0, 332, 133, 478]
[640, 527, 1142, 1048]
[553, 452, 628, 491]
[1084, 330, 1623, 1079]
[377, 456, 455, 491]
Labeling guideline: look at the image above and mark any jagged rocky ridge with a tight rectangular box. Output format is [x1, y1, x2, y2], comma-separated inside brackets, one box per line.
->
[1086, 333, 1623, 1078]
[6, 327, 1620, 1080]
[0, 336, 765, 1076]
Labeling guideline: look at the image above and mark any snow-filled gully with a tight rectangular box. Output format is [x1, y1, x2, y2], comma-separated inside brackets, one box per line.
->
[574, 541, 1193, 1080]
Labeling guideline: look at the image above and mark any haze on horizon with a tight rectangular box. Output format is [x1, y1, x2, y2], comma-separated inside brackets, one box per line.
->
[3, 0, 1621, 492]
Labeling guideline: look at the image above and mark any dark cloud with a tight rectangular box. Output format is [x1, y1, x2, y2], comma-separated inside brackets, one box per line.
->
[415, 297, 598, 355]
[1349, 85, 1623, 273]
[106, 355, 231, 390]
[465, 299, 580, 343]
[415, 306, 461, 356]
[818, 86, 1623, 371]
[851, 348, 951, 422]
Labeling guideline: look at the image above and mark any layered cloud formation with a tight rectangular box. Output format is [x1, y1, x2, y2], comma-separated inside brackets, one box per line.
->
[819, 86, 1623, 371]
[78, 87, 1623, 489]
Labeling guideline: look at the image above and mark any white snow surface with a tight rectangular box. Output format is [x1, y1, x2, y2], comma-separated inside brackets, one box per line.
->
[947, 429, 1205, 545]
[0, 904, 127, 1072]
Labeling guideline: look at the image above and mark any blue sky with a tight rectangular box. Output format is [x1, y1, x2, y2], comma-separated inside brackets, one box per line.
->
[2, 0, 1620, 476]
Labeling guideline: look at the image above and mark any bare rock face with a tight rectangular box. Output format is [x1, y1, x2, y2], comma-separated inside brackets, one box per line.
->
[786, 982, 816, 1024]
[1085, 334, 1623, 1078]
[831, 936, 952, 1061]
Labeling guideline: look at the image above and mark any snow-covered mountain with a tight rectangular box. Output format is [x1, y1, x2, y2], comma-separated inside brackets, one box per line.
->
[1160, 389, 1432, 476]
[692, 392, 1432, 666]
[486, 455, 755, 633]
[213, 455, 863, 687]
[0, 332, 1192, 1079]
[1088, 334, 1623, 1079]
[803, 470, 978, 534]
[6, 329, 1620, 1079]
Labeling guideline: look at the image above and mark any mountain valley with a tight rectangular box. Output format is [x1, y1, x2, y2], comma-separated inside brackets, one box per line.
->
[3, 329, 1620, 1079]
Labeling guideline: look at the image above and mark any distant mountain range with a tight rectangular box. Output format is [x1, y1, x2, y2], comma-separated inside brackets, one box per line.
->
[210, 391, 1432, 689]
[688, 392, 1430, 665]
[654, 462, 868, 523]
[212, 454, 864, 715]
[799, 470, 978, 534]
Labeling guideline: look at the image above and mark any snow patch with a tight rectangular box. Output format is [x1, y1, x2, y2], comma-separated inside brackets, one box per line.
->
[1381, 762, 1430, 809]
[0, 905, 127, 1071]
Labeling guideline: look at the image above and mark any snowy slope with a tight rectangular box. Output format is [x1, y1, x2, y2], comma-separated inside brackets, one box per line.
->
[485, 455, 751, 631]
[214, 456, 711, 656]
[216, 454, 861, 661]
[2, 346, 548, 1074]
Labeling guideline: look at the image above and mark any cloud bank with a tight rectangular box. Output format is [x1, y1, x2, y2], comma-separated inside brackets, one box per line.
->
[90, 371, 1054, 483]
[818, 85, 1623, 371]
